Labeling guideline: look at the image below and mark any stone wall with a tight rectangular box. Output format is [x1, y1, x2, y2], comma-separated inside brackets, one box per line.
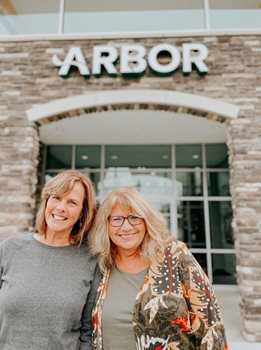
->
[0, 35, 260, 340]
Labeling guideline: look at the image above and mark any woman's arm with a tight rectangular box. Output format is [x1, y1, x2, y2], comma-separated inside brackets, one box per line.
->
[79, 264, 102, 350]
[178, 243, 228, 350]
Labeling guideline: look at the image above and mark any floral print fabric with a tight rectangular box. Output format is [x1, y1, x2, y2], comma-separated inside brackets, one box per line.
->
[92, 239, 228, 350]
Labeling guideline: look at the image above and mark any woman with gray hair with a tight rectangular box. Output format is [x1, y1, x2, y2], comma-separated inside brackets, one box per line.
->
[0, 170, 100, 350]
[89, 186, 228, 350]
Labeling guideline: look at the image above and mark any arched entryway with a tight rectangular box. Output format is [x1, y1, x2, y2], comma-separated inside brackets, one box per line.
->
[27, 89, 239, 124]
[27, 89, 239, 286]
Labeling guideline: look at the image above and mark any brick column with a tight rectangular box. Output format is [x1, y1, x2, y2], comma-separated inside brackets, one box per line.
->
[227, 117, 261, 342]
[0, 123, 39, 239]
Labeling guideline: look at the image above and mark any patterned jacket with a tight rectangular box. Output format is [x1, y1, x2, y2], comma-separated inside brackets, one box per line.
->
[92, 239, 228, 350]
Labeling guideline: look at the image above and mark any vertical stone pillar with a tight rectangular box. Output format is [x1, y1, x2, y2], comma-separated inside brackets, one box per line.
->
[0, 123, 39, 240]
[227, 117, 261, 342]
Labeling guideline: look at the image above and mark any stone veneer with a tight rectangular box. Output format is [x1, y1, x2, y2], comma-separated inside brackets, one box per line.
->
[0, 35, 260, 341]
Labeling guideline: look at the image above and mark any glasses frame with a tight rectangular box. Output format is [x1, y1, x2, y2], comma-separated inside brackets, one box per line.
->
[108, 215, 143, 227]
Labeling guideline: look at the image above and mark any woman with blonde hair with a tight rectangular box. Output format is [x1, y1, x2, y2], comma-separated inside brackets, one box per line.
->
[0, 170, 100, 350]
[89, 186, 228, 350]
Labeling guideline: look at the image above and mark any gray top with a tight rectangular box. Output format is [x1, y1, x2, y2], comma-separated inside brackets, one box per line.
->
[0, 234, 100, 350]
[101, 266, 147, 350]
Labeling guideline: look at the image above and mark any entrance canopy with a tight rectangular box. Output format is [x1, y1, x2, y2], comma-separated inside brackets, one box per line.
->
[26, 89, 239, 123]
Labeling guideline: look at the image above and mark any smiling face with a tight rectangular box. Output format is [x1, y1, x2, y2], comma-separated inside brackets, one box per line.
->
[44, 182, 85, 239]
[108, 204, 146, 255]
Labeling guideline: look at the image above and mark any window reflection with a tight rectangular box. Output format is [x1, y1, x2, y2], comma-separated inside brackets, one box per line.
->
[97, 168, 173, 225]
[105, 145, 171, 168]
[0, 0, 59, 35]
[46, 146, 72, 169]
[176, 172, 202, 196]
[98, 168, 174, 200]
[207, 172, 230, 196]
[209, 201, 233, 248]
[76, 146, 101, 169]
[64, 0, 204, 33]
[178, 201, 206, 248]
[43, 142, 235, 285]
[212, 253, 237, 284]
[176, 145, 202, 168]
[206, 144, 228, 168]
[1, 0, 261, 36]
[209, 0, 261, 29]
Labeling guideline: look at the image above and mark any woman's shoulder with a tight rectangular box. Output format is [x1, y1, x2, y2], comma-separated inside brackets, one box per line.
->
[166, 237, 191, 256]
[0, 233, 32, 247]
[0, 234, 32, 256]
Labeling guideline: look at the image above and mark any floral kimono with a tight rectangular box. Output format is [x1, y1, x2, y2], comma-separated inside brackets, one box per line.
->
[92, 239, 228, 350]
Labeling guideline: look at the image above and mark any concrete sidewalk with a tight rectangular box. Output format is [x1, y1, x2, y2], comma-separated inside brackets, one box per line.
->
[214, 287, 260, 350]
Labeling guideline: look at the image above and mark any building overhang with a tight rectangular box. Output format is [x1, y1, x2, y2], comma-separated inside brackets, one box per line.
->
[26, 89, 240, 123]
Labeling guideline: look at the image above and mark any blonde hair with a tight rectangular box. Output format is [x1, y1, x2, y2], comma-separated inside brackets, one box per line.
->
[35, 170, 96, 245]
[88, 186, 170, 272]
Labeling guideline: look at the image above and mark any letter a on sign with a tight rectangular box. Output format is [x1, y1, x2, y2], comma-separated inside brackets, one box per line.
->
[52, 47, 90, 77]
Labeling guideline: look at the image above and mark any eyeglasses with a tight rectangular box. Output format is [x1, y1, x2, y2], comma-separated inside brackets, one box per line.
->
[108, 215, 143, 227]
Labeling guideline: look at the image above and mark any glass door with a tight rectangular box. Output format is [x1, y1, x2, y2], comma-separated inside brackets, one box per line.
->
[43, 142, 236, 284]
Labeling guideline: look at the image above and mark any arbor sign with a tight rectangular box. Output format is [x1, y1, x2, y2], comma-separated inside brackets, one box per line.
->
[52, 43, 208, 78]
